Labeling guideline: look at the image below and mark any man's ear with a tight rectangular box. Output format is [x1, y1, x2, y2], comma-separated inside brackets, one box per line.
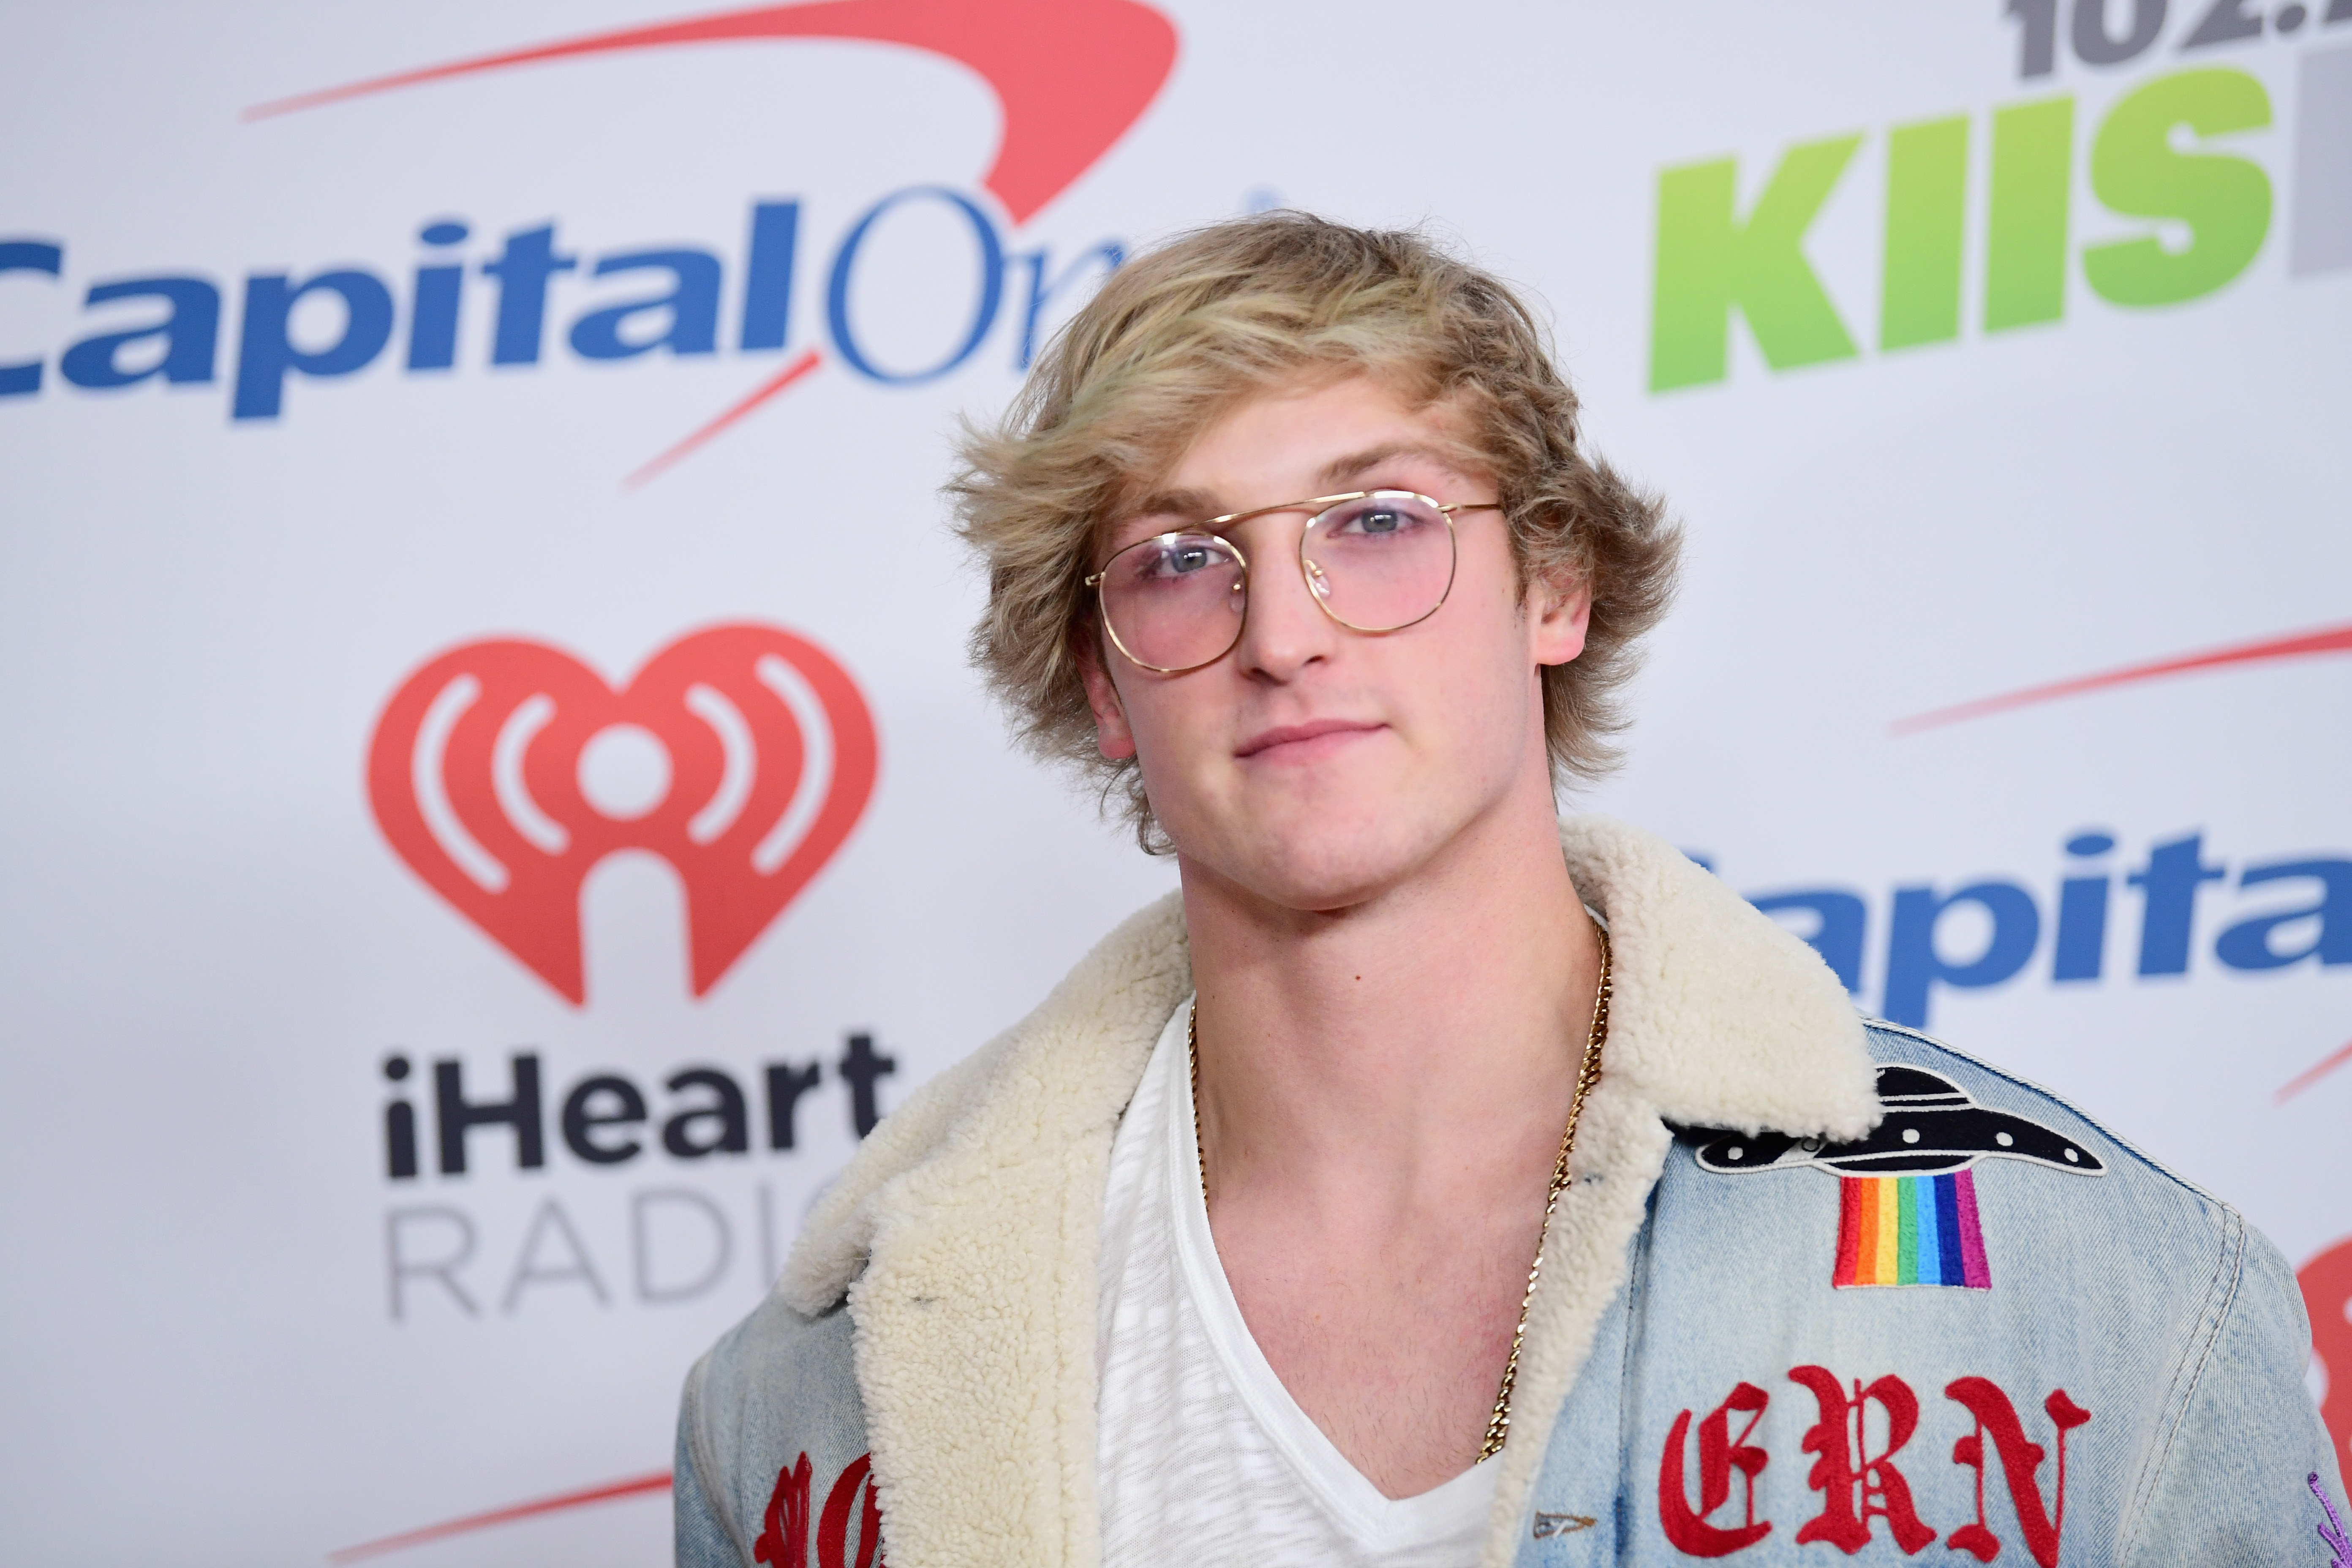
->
[1075, 635, 1138, 760]
[1529, 568, 1592, 668]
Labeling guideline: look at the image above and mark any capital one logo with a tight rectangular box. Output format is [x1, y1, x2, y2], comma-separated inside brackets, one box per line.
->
[367, 625, 877, 1003]
[0, 0, 1180, 482]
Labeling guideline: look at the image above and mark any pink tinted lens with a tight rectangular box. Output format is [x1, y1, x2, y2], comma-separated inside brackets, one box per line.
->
[1100, 533, 1247, 669]
[1301, 493, 1456, 631]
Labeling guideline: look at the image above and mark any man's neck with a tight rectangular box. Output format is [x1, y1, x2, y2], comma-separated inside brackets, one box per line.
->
[1178, 778, 1601, 1217]
[1173, 773, 1605, 1495]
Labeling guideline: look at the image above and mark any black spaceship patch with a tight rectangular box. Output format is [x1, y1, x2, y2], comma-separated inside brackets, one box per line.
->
[1689, 1065, 2107, 1179]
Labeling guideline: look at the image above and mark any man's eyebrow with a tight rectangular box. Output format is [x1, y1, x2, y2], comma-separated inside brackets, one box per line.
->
[1314, 442, 1461, 491]
[1116, 487, 1223, 527]
[1113, 443, 1463, 530]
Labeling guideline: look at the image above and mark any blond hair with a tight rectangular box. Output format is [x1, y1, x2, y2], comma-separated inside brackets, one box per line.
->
[949, 211, 1680, 847]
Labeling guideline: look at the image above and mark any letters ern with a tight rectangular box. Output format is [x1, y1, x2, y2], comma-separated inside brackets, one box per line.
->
[1659, 1368, 2089, 1565]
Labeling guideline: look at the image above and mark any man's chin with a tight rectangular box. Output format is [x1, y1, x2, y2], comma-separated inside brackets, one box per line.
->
[1188, 825, 1439, 917]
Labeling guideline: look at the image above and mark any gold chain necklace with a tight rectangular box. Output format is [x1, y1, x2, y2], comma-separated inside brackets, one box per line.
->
[1184, 922, 1612, 1466]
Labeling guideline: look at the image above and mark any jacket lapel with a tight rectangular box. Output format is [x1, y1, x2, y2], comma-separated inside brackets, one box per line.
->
[811, 896, 1191, 1568]
[1471, 819, 1878, 1567]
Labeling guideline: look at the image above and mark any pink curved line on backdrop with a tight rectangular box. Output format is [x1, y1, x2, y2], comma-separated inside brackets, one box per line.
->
[244, 0, 1179, 225]
[626, 346, 825, 488]
[328, 1470, 671, 1564]
[1890, 620, 2352, 736]
[2278, 1039, 2352, 1105]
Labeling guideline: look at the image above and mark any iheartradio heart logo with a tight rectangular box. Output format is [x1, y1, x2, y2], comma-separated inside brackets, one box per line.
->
[367, 624, 877, 1004]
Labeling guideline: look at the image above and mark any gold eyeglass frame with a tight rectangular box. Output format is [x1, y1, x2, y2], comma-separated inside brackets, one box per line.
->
[1082, 490, 1504, 675]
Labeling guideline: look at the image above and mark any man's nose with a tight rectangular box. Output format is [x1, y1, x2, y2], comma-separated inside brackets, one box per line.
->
[1231, 516, 1335, 681]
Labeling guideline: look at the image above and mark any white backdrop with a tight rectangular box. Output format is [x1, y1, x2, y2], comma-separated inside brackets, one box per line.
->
[3, 3, 2346, 1563]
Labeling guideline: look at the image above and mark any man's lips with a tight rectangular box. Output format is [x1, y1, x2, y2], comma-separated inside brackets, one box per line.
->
[1233, 718, 1385, 759]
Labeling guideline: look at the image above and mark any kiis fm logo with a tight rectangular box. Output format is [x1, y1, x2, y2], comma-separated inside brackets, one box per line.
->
[368, 623, 877, 1003]
[0, 0, 1176, 482]
[1647, 8, 2351, 390]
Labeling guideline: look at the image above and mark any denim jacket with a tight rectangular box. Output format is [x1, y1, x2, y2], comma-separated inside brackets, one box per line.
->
[677, 817, 2346, 1567]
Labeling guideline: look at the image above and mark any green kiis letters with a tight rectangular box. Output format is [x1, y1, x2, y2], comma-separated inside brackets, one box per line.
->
[1986, 97, 2074, 332]
[1650, 66, 2274, 391]
[1649, 133, 1863, 392]
[2085, 68, 2273, 307]
[1880, 116, 1969, 351]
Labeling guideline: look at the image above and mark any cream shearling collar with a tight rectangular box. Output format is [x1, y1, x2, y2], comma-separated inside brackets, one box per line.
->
[781, 815, 1877, 1568]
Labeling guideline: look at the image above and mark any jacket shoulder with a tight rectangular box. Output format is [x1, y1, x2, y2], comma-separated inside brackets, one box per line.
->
[1644, 1021, 2332, 1564]
[1859, 1018, 2232, 1217]
[1854, 1024, 2342, 1537]
[677, 1288, 869, 1568]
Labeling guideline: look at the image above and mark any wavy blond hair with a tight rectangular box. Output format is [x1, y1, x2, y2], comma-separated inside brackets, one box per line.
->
[949, 211, 1680, 847]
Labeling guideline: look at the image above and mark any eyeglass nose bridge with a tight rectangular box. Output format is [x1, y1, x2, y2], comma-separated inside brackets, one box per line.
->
[1195, 509, 1352, 647]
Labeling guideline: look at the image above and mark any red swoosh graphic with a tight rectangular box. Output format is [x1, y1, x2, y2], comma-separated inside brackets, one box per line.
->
[245, 0, 1178, 225]
[329, 1470, 670, 1564]
[625, 346, 825, 488]
[1891, 619, 2352, 736]
[2278, 1038, 2352, 1105]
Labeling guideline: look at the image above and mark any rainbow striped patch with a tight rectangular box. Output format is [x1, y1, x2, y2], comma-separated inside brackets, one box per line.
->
[1833, 1171, 1990, 1289]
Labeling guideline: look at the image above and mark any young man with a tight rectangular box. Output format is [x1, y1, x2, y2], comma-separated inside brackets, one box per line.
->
[676, 215, 2343, 1567]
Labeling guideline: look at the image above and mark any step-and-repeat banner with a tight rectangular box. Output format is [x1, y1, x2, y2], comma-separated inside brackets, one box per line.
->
[4, 2, 2346, 1562]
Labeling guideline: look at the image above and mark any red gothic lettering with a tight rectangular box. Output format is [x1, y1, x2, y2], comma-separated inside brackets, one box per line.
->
[752, 1453, 813, 1568]
[1788, 1366, 1938, 1555]
[1943, 1377, 2092, 1568]
[1658, 1381, 1774, 1555]
[817, 1453, 887, 1568]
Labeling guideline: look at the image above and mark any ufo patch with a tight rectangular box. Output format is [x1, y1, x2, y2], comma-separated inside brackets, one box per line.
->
[1688, 1065, 2104, 1290]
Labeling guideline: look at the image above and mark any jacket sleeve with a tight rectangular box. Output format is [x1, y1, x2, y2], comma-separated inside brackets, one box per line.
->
[2119, 1223, 2349, 1566]
[675, 1355, 751, 1568]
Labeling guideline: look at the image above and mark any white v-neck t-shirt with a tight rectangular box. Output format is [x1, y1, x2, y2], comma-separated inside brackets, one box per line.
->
[1095, 998, 1499, 1567]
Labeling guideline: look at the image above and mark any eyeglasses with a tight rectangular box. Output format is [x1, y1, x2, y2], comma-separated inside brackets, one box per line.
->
[1083, 491, 1503, 674]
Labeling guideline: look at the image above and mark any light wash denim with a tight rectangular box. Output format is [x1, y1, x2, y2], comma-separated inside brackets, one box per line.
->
[1516, 1024, 2345, 1565]
[677, 1023, 2347, 1565]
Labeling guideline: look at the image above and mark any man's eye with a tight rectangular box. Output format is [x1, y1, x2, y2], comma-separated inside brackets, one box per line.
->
[1135, 542, 1220, 581]
[1337, 503, 1422, 537]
